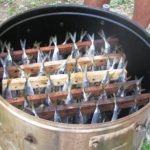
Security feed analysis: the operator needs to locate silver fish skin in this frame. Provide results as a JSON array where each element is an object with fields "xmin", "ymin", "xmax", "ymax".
[
  {"xmin": 91, "ymin": 103, "xmax": 102, "ymax": 124},
  {"xmin": 74, "ymin": 56, "xmax": 82, "ymax": 72},
  {"xmin": 82, "ymin": 66, "xmax": 90, "ymax": 88},
  {"xmin": 0, "ymin": 58, "xmax": 9, "ymax": 79},
  {"xmin": 23, "ymin": 96, "xmax": 38, "ymax": 117},
  {"xmin": 49, "ymin": 36, "xmax": 53, "ymax": 46},
  {"xmin": 79, "ymin": 110, "xmax": 84, "ymax": 124},
  {"xmin": 79, "ymin": 30, "xmax": 87, "ymax": 42},
  {"xmin": 13, "ymin": 62, "xmax": 26, "ymax": 78},
  {"xmin": 46, "ymin": 37, "xmax": 53, "ymax": 61},
  {"xmin": 24, "ymin": 75, "xmax": 34, "ymax": 96},
  {"xmin": 135, "ymin": 76, "xmax": 144, "ymax": 94},
  {"xmin": 5, "ymin": 43, "xmax": 12, "ymax": 66},
  {"xmin": 117, "ymin": 62, "xmax": 127, "ymax": 83},
  {"xmin": 101, "ymin": 71, "xmax": 110, "ymax": 86},
  {"xmin": 116, "ymin": 87, "xmax": 125, "ymax": 97},
  {"xmin": 57, "ymin": 55, "xmax": 70, "ymax": 74},
  {"xmin": 129, "ymin": 104, "xmax": 138, "ymax": 114},
  {"xmin": 37, "ymin": 49, "xmax": 44, "ymax": 63},
  {"xmin": 44, "ymin": 94, "xmax": 52, "ymax": 106},
  {"xmin": 65, "ymin": 83, "xmax": 73, "ymax": 105},
  {"xmin": 62, "ymin": 72, "xmax": 71, "ymax": 91},
  {"xmin": 111, "ymin": 95, "xmax": 121, "ymax": 121},
  {"xmin": 99, "ymin": 30, "xmax": 111, "ymax": 54},
  {"xmin": 3, "ymin": 79, "xmax": 12, "ymax": 99},
  {"xmin": 54, "ymin": 109, "xmax": 62, "ymax": 122},
  {"xmin": 89, "ymin": 54, "xmax": 97, "ymax": 71},
  {"xmin": 74, "ymin": 107, "xmax": 84, "ymax": 124},
  {"xmin": 45, "ymin": 74, "xmax": 54, "ymax": 94},
  {"xmin": 82, "ymin": 88, "xmax": 90, "ymax": 102},
  {"xmin": 87, "ymin": 34, "xmax": 95, "ymax": 57},
  {"xmin": 20, "ymin": 40, "xmax": 30, "ymax": 64},
  {"xmin": 62, "ymin": 32, "xmax": 70, "ymax": 45},
  {"xmin": 99, "ymin": 88, "xmax": 108, "ymax": 100},
  {"xmin": 34, "ymin": 42, "xmax": 44, "ymax": 63},
  {"xmin": 23, "ymin": 97, "xmax": 29, "ymax": 108},
  {"xmin": 106, "ymin": 57, "xmax": 112, "ymax": 70},
  {"xmin": 69, "ymin": 32, "xmax": 80, "ymax": 58},
  {"xmin": 31, "ymin": 102, "xmax": 38, "ymax": 117},
  {"xmin": 38, "ymin": 56, "xmax": 47, "ymax": 76},
  {"xmin": 52, "ymin": 36, "xmax": 60, "ymax": 61},
  {"xmin": 117, "ymin": 57, "xmax": 125, "ymax": 69}
]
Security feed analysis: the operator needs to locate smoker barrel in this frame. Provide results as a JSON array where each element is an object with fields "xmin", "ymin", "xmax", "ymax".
[{"xmin": 0, "ymin": 5, "xmax": 150, "ymax": 150}]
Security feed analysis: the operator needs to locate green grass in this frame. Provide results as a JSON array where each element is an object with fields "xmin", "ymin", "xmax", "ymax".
[
  {"xmin": 110, "ymin": 0, "xmax": 132, "ymax": 7},
  {"xmin": 141, "ymin": 138, "xmax": 150, "ymax": 150},
  {"xmin": 0, "ymin": 0, "xmax": 12, "ymax": 4}
]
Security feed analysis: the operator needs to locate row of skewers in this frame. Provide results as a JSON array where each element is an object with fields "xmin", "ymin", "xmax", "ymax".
[{"xmin": 1, "ymin": 29, "xmax": 149, "ymax": 124}]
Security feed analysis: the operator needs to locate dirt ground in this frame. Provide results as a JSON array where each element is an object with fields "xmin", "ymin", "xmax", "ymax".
[{"xmin": 0, "ymin": 0, "xmax": 149, "ymax": 33}]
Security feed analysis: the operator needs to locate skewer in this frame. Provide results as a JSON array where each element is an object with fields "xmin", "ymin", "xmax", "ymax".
[
  {"xmin": 25, "ymin": 93, "xmax": 150, "ymax": 119},
  {"xmin": 0, "ymin": 38, "xmax": 118, "ymax": 61},
  {"xmin": 0, "ymin": 53, "xmax": 124, "ymax": 77},
  {"xmin": 2, "ymin": 69, "xmax": 126, "ymax": 91},
  {"xmin": 8, "ymin": 80, "xmax": 136, "ymax": 106}
]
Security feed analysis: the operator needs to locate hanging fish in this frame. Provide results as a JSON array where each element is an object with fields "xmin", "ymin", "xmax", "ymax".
[
  {"xmin": 34, "ymin": 42, "xmax": 44, "ymax": 63},
  {"xmin": 24, "ymin": 74, "xmax": 34, "ymax": 96},
  {"xmin": 116, "ymin": 85, "xmax": 126, "ymax": 97},
  {"xmin": 82, "ymin": 65, "xmax": 90, "ymax": 88},
  {"xmin": 65, "ymin": 80, "xmax": 74, "ymax": 105},
  {"xmin": 98, "ymin": 30, "xmax": 111, "ymax": 54},
  {"xmin": 117, "ymin": 57, "xmax": 125, "ymax": 69},
  {"xmin": 38, "ymin": 55, "xmax": 47, "ymax": 76},
  {"xmin": 3, "ymin": 78, "xmax": 12, "ymax": 99},
  {"xmin": 69, "ymin": 32, "xmax": 80, "ymax": 58},
  {"xmin": 13, "ymin": 62, "xmax": 26, "ymax": 78},
  {"xmin": 89, "ymin": 54, "xmax": 97, "ymax": 72},
  {"xmin": 62, "ymin": 72, "xmax": 71, "ymax": 91},
  {"xmin": 111, "ymin": 94, "xmax": 121, "ymax": 121},
  {"xmin": 82, "ymin": 88, "xmax": 90, "ymax": 102},
  {"xmin": 129, "ymin": 98, "xmax": 138, "ymax": 114},
  {"xmin": 74, "ymin": 56, "xmax": 82, "ymax": 73},
  {"xmin": 43, "ymin": 94, "xmax": 52, "ymax": 106},
  {"xmin": 54, "ymin": 108, "xmax": 62, "ymax": 123},
  {"xmin": 101, "ymin": 71, "xmax": 110, "ymax": 86},
  {"xmin": 31, "ymin": 101, "xmax": 38, "ymax": 117},
  {"xmin": 135, "ymin": 76, "xmax": 144, "ymax": 95},
  {"xmin": 79, "ymin": 30, "xmax": 87, "ymax": 42},
  {"xmin": 117, "ymin": 61, "xmax": 127, "ymax": 83},
  {"xmin": 106, "ymin": 56, "xmax": 112, "ymax": 70},
  {"xmin": 62, "ymin": 32, "xmax": 70, "ymax": 45},
  {"xmin": 20, "ymin": 39, "xmax": 30, "ymax": 64},
  {"xmin": 45, "ymin": 37, "xmax": 53, "ymax": 61},
  {"xmin": 91, "ymin": 103, "xmax": 102, "ymax": 124},
  {"xmin": 74, "ymin": 106, "xmax": 84, "ymax": 124},
  {"xmin": 0, "ymin": 58, "xmax": 9, "ymax": 79},
  {"xmin": 5, "ymin": 42, "xmax": 13, "ymax": 66},
  {"xmin": 107, "ymin": 57, "xmax": 118, "ymax": 70},
  {"xmin": 52, "ymin": 36, "xmax": 61, "ymax": 61},
  {"xmin": 45, "ymin": 73, "xmax": 54, "ymax": 94},
  {"xmin": 56, "ymin": 55, "xmax": 70, "ymax": 74},
  {"xmin": 99, "ymin": 84, "xmax": 108, "ymax": 100},
  {"xmin": 22, "ymin": 95, "xmax": 38, "ymax": 117},
  {"xmin": 86, "ymin": 34, "xmax": 95, "ymax": 57}
]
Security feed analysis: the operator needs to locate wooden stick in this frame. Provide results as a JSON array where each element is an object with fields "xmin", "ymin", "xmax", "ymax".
[
  {"xmin": 25, "ymin": 93, "xmax": 150, "ymax": 119},
  {"xmin": 8, "ymin": 80, "xmax": 136, "ymax": 106},
  {"xmin": 0, "ymin": 38, "xmax": 118, "ymax": 61},
  {"xmin": 0, "ymin": 53, "xmax": 124, "ymax": 78},
  {"xmin": 2, "ymin": 69, "xmax": 126, "ymax": 91}
]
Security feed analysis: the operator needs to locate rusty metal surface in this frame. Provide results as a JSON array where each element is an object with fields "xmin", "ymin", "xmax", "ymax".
[{"xmin": 0, "ymin": 96, "xmax": 149, "ymax": 150}]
